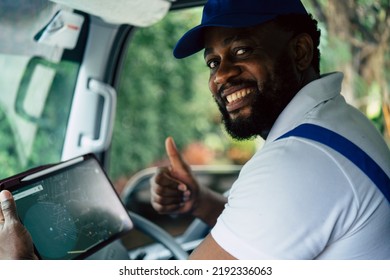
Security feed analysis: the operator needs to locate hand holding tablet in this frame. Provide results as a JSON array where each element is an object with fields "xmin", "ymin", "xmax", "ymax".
[{"xmin": 0, "ymin": 154, "xmax": 133, "ymax": 260}]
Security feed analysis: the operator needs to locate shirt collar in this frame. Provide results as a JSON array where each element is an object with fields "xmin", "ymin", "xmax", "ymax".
[{"xmin": 265, "ymin": 72, "xmax": 344, "ymax": 142}]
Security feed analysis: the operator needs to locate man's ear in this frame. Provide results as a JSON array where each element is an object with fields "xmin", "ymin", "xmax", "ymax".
[{"xmin": 291, "ymin": 33, "xmax": 314, "ymax": 71}]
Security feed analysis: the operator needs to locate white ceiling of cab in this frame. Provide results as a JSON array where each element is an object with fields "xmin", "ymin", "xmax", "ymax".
[{"xmin": 50, "ymin": 0, "xmax": 172, "ymax": 27}]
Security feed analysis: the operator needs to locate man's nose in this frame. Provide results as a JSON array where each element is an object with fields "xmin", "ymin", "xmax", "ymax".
[{"xmin": 213, "ymin": 60, "xmax": 241, "ymax": 85}]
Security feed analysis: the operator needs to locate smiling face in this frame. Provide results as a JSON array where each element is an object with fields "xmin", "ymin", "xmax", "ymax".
[{"xmin": 204, "ymin": 22, "xmax": 303, "ymax": 140}]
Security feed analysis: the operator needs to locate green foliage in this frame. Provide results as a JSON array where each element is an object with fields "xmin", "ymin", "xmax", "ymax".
[
  {"xmin": 0, "ymin": 110, "xmax": 21, "ymax": 178},
  {"xmin": 0, "ymin": 60, "xmax": 78, "ymax": 179},
  {"xmin": 319, "ymin": 37, "xmax": 352, "ymax": 74},
  {"xmin": 305, "ymin": 0, "xmax": 389, "ymax": 137},
  {"xmin": 27, "ymin": 61, "xmax": 78, "ymax": 166}
]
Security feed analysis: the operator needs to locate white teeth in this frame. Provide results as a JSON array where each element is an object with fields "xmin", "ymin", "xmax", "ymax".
[{"xmin": 226, "ymin": 89, "xmax": 253, "ymax": 104}]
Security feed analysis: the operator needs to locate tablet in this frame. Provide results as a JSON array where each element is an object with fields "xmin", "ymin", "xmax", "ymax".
[{"xmin": 0, "ymin": 154, "xmax": 133, "ymax": 260}]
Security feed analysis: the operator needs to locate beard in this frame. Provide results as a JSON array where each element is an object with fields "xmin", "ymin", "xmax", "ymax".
[{"xmin": 215, "ymin": 50, "xmax": 301, "ymax": 140}]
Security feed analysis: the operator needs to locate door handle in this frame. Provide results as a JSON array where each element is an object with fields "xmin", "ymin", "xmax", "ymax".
[{"xmin": 80, "ymin": 79, "xmax": 116, "ymax": 152}]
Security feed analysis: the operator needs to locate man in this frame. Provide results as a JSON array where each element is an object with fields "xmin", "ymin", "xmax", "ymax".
[
  {"xmin": 150, "ymin": 0, "xmax": 390, "ymax": 259},
  {"xmin": 1, "ymin": 0, "xmax": 389, "ymax": 260}
]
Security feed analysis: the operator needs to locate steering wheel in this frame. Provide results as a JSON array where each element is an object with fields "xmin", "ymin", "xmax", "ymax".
[{"xmin": 128, "ymin": 211, "xmax": 189, "ymax": 260}]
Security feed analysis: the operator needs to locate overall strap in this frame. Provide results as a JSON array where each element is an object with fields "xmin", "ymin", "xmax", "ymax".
[{"xmin": 276, "ymin": 123, "xmax": 390, "ymax": 203}]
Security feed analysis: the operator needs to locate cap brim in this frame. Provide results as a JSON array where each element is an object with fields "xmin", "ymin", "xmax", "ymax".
[{"xmin": 173, "ymin": 14, "xmax": 276, "ymax": 59}]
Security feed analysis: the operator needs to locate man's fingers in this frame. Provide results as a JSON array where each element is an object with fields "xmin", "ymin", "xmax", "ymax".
[
  {"xmin": 0, "ymin": 190, "xmax": 18, "ymax": 222},
  {"xmin": 153, "ymin": 168, "xmax": 183, "ymax": 190},
  {"xmin": 151, "ymin": 191, "xmax": 182, "ymax": 206},
  {"xmin": 150, "ymin": 184, "xmax": 184, "ymax": 214},
  {"xmin": 151, "ymin": 142, "xmax": 194, "ymax": 216},
  {"xmin": 154, "ymin": 169, "xmax": 179, "ymax": 187},
  {"xmin": 165, "ymin": 137, "xmax": 187, "ymax": 173},
  {"xmin": 151, "ymin": 201, "xmax": 183, "ymax": 214},
  {"xmin": 152, "ymin": 183, "xmax": 183, "ymax": 198},
  {"xmin": 152, "ymin": 173, "xmax": 189, "ymax": 198}
]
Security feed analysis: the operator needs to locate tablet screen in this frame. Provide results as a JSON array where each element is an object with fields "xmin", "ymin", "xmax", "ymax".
[{"xmin": 7, "ymin": 155, "xmax": 133, "ymax": 260}]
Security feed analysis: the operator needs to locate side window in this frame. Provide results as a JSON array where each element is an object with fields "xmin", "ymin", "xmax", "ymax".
[{"xmin": 0, "ymin": 2, "xmax": 84, "ymax": 178}]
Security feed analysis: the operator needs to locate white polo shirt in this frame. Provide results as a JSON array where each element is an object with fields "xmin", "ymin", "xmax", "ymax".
[{"xmin": 211, "ymin": 72, "xmax": 390, "ymax": 259}]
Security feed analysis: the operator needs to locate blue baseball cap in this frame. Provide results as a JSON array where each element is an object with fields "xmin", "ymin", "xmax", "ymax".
[{"xmin": 173, "ymin": 0, "xmax": 308, "ymax": 59}]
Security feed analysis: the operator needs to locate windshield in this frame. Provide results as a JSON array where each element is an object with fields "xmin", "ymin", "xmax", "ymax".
[{"xmin": 0, "ymin": 0, "xmax": 84, "ymax": 178}]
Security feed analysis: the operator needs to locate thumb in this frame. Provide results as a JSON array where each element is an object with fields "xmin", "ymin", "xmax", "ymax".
[
  {"xmin": 0, "ymin": 190, "xmax": 19, "ymax": 222},
  {"xmin": 165, "ymin": 137, "xmax": 189, "ymax": 175}
]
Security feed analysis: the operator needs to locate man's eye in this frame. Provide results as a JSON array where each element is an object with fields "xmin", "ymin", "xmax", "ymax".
[
  {"xmin": 207, "ymin": 60, "xmax": 219, "ymax": 69},
  {"xmin": 235, "ymin": 48, "xmax": 247, "ymax": 55}
]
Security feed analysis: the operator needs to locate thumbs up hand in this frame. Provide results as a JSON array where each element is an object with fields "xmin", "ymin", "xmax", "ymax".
[
  {"xmin": 151, "ymin": 137, "xmax": 228, "ymax": 227},
  {"xmin": 150, "ymin": 137, "xmax": 201, "ymax": 215}
]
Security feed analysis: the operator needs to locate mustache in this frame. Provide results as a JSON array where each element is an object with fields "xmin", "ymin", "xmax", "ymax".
[{"xmin": 217, "ymin": 79, "xmax": 259, "ymax": 96}]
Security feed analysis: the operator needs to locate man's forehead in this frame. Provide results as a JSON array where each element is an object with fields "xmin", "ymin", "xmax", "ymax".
[
  {"xmin": 204, "ymin": 27, "xmax": 254, "ymax": 47},
  {"xmin": 203, "ymin": 23, "xmax": 277, "ymax": 56},
  {"xmin": 204, "ymin": 25, "xmax": 261, "ymax": 40},
  {"xmin": 203, "ymin": 34, "xmax": 244, "ymax": 58}
]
